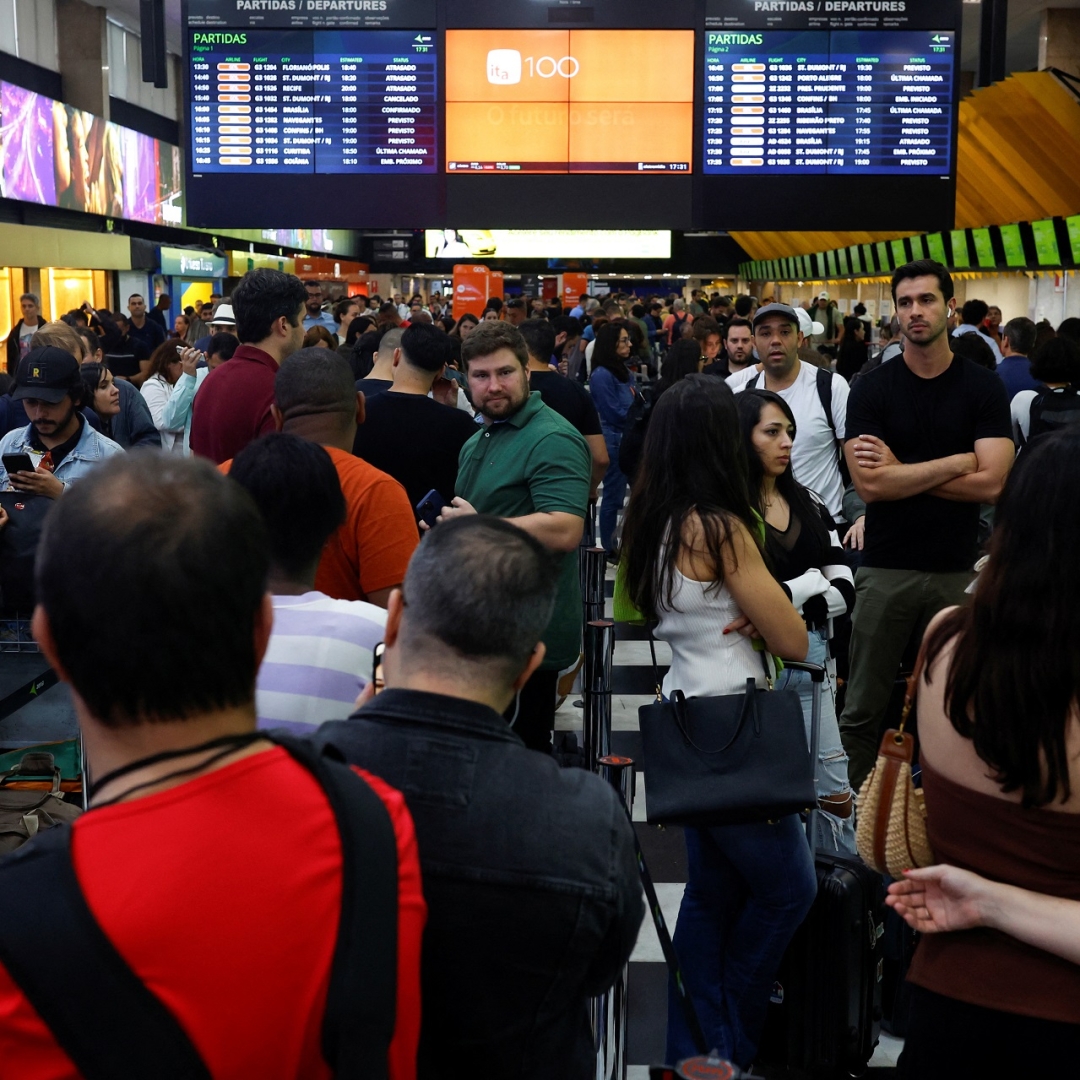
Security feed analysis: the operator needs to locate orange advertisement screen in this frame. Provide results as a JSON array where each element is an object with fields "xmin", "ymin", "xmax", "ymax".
[{"xmin": 446, "ymin": 30, "xmax": 694, "ymax": 174}]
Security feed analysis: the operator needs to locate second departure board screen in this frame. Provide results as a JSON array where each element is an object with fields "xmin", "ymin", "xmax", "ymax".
[
  {"xmin": 702, "ymin": 29, "xmax": 954, "ymax": 175},
  {"xmin": 189, "ymin": 29, "xmax": 438, "ymax": 175}
]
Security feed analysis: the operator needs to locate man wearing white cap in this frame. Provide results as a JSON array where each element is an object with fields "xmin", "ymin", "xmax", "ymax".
[
  {"xmin": 727, "ymin": 303, "xmax": 851, "ymax": 524},
  {"xmin": 797, "ymin": 306, "xmax": 832, "ymax": 370},
  {"xmin": 193, "ymin": 303, "xmax": 237, "ymax": 354}
]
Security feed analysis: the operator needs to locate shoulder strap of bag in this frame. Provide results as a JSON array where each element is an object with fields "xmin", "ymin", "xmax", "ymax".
[
  {"xmin": 274, "ymin": 734, "xmax": 398, "ymax": 1079},
  {"xmin": 0, "ymin": 825, "xmax": 213, "ymax": 1080},
  {"xmin": 815, "ymin": 365, "xmax": 836, "ymax": 438},
  {"xmin": 815, "ymin": 365, "xmax": 850, "ymax": 485},
  {"xmin": 746, "ymin": 372, "xmax": 761, "ymax": 391},
  {"xmin": 0, "ymin": 739, "xmax": 398, "ymax": 1080},
  {"xmin": 647, "ymin": 624, "xmax": 663, "ymax": 701},
  {"xmin": 900, "ymin": 632, "xmax": 933, "ymax": 735}
]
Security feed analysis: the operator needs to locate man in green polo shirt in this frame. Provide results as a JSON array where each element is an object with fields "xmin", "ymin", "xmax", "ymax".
[{"xmin": 435, "ymin": 321, "xmax": 591, "ymax": 753}]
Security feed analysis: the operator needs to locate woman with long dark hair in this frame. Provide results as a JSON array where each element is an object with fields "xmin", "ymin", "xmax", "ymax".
[
  {"xmin": 590, "ymin": 321, "xmax": 636, "ymax": 558},
  {"xmin": 657, "ymin": 338, "xmax": 704, "ymax": 394},
  {"xmin": 446, "ymin": 311, "xmax": 479, "ymax": 366},
  {"xmin": 79, "ymin": 362, "xmax": 120, "ymax": 441},
  {"xmin": 897, "ymin": 428, "xmax": 1080, "ymax": 1076},
  {"xmin": 737, "ymin": 389, "xmax": 856, "ymax": 853},
  {"xmin": 621, "ymin": 375, "xmax": 814, "ymax": 1069}
]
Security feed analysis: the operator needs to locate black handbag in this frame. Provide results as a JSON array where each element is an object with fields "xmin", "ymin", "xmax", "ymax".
[{"xmin": 638, "ymin": 635, "xmax": 816, "ymax": 826}]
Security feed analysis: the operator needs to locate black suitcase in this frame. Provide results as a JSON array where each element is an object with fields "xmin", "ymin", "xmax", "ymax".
[
  {"xmin": 756, "ymin": 663, "xmax": 886, "ymax": 1079},
  {"xmin": 757, "ymin": 852, "xmax": 885, "ymax": 1078}
]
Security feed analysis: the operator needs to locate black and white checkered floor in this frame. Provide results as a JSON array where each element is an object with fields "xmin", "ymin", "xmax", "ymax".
[{"xmin": 554, "ymin": 567, "xmax": 904, "ymax": 1077}]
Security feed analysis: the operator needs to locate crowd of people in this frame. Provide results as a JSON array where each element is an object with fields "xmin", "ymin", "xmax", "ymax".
[{"xmin": 0, "ymin": 260, "xmax": 1078, "ymax": 1076}]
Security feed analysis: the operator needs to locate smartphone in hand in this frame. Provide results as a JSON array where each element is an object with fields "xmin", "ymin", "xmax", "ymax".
[
  {"xmin": 371, "ymin": 641, "xmax": 385, "ymax": 694},
  {"xmin": 415, "ymin": 489, "xmax": 446, "ymax": 530},
  {"xmin": 2, "ymin": 454, "xmax": 36, "ymax": 476}
]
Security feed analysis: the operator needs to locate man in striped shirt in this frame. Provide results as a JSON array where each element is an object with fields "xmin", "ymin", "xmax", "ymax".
[{"xmin": 229, "ymin": 432, "xmax": 386, "ymax": 732}]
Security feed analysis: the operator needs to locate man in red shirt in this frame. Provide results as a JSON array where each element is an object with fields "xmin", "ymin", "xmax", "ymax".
[
  {"xmin": 190, "ymin": 269, "xmax": 307, "ymax": 463},
  {"xmin": 0, "ymin": 452, "xmax": 424, "ymax": 1079}
]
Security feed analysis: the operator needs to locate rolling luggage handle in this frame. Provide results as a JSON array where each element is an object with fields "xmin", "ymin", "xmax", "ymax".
[{"xmin": 775, "ymin": 660, "xmax": 826, "ymax": 846}]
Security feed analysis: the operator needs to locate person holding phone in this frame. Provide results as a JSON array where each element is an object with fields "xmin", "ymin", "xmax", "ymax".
[
  {"xmin": 0, "ymin": 347, "xmax": 122, "ymax": 497},
  {"xmin": 140, "ymin": 342, "xmax": 190, "ymax": 455}
]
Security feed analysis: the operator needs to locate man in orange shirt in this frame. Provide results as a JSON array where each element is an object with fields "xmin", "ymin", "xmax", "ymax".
[
  {"xmin": 273, "ymin": 349, "xmax": 418, "ymax": 606},
  {"xmin": 221, "ymin": 348, "xmax": 418, "ymax": 607}
]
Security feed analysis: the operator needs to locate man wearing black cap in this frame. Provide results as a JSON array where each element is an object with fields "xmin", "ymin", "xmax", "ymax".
[
  {"xmin": 0, "ymin": 347, "xmax": 123, "ymax": 496},
  {"xmin": 727, "ymin": 302, "xmax": 850, "ymax": 525}
]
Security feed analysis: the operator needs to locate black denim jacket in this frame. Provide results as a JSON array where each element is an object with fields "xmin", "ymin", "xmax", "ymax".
[{"xmin": 316, "ymin": 688, "xmax": 644, "ymax": 1080}]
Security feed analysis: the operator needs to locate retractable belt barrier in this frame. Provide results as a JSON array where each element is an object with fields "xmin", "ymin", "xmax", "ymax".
[
  {"xmin": 592, "ymin": 755, "xmax": 635, "ymax": 1080},
  {"xmin": 0, "ymin": 670, "xmax": 59, "ymax": 726},
  {"xmin": 582, "ymin": 620, "xmax": 614, "ymax": 774},
  {"xmin": 580, "ymin": 546, "xmax": 606, "ymax": 626}
]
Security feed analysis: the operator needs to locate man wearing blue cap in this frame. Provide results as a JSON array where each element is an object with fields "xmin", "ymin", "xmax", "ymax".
[{"xmin": 0, "ymin": 347, "xmax": 123, "ymax": 496}]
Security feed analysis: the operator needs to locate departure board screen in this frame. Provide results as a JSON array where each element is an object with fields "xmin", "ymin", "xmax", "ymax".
[
  {"xmin": 702, "ymin": 29, "xmax": 954, "ymax": 174},
  {"xmin": 189, "ymin": 29, "xmax": 437, "ymax": 174}
]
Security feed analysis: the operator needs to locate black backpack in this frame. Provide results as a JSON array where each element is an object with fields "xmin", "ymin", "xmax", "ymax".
[
  {"xmin": 0, "ymin": 735, "xmax": 398, "ymax": 1079},
  {"xmin": 0, "ymin": 491, "xmax": 53, "ymax": 612},
  {"xmin": 745, "ymin": 366, "xmax": 851, "ymax": 485},
  {"xmin": 1024, "ymin": 384, "xmax": 1080, "ymax": 446},
  {"xmin": 617, "ymin": 384, "xmax": 656, "ymax": 482}
]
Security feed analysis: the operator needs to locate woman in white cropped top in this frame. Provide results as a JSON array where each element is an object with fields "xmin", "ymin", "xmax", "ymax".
[{"xmin": 620, "ymin": 375, "xmax": 815, "ymax": 1071}]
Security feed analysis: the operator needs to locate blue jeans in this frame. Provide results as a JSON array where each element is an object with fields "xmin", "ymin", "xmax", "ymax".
[
  {"xmin": 599, "ymin": 426, "xmax": 627, "ymax": 553},
  {"xmin": 774, "ymin": 628, "xmax": 857, "ymax": 856},
  {"xmin": 666, "ymin": 815, "xmax": 817, "ymax": 1068}
]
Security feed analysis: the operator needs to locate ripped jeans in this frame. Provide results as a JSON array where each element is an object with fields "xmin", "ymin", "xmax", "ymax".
[{"xmin": 775, "ymin": 627, "xmax": 857, "ymax": 855}]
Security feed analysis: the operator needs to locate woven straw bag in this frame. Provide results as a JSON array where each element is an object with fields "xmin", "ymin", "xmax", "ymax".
[{"xmin": 855, "ymin": 642, "xmax": 935, "ymax": 876}]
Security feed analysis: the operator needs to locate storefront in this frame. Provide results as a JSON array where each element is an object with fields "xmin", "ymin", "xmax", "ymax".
[
  {"xmin": 0, "ymin": 223, "xmax": 131, "ymax": 344},
  {"xmin": 158, "ymin": 246, "xmax": 228, "ymax": 323}
]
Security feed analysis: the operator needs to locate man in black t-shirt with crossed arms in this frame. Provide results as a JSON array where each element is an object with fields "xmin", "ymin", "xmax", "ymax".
[{"xmin": 840, "ymin": 261, "xmax": 1014, "ymax": 790}]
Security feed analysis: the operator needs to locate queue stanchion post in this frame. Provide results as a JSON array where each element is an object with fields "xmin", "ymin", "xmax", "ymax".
[
  {"xmin": 581, "ymin": 546, "xmax": 607, "ymax": 626},
  {"xmin": 582, "ymin": 619, "xmax": 614, "ymax": 774},
  {"xmin": 578, "ymin": 502, "xmax": 597, "ymax": 620},
  {"xmin": 595, "ymin": 754, "xmax": 635, "ymax": 1080}
]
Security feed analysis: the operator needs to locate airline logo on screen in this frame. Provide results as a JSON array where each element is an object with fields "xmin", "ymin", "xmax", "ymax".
[
  {"xmin": 487, "ymin": 49, "xmax": 521, "ymax": 85},
  {"xmin": 486, "ymin": 48, "xmax": 579, "ymax": 83}
]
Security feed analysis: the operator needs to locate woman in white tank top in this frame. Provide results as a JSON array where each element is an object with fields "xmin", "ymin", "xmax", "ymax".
[{"xmin": 620, "ymin": 375, "xmax": 815, "ymax": 1070}]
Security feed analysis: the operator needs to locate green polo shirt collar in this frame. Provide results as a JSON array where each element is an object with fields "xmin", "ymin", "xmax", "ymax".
[{"xmin": 503, "ymin": 390, "xmax": 545, "ymax": 429}]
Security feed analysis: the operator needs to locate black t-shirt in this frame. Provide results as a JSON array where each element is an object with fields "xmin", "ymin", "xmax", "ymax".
[
  {"xmin": 355, "ymin": 377, "xmax": 393, "ymax": 399},
  {"xmin": 105, "ymin": 335, "xmax": 150, "ymax": 379},
  {"xmin": 528, "ymin": 371, "xmax": 602, "ymax": 438},
  {"xmin": 352, "ymin": 391, "xmax": 478, "ymax": 521},
  {"xmin": 846, "ymin": 355, "xmax": 1011, "ymax": 572},
  {"xmin": 127, "ymin": 317, "xmax": 165, "ymax": 352}
]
